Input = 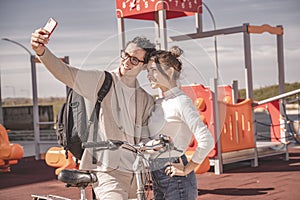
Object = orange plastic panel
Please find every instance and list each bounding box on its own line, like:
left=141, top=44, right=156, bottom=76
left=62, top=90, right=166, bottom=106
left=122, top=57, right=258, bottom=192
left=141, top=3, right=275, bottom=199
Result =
left=181, top=85, right=255, bottom=157
left=181, top=84, right=216, bottom=157
left=220, top=99, right=255, bottom=152
left=248, top=24, right=283, bottom=35
left=254, top=100, right=281, bottom=142
left=45, top=146, right=78, bottom=175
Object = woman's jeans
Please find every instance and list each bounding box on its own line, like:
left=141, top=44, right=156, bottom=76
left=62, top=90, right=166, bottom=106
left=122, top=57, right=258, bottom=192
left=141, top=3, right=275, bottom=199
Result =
left=149, top=155, right=198, bottom=200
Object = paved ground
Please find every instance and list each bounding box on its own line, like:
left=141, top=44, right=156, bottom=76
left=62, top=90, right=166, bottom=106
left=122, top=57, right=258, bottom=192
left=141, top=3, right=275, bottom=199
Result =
left=197, top=145, right=300, bottom=200
left=0, top=144, right=299, bottom=200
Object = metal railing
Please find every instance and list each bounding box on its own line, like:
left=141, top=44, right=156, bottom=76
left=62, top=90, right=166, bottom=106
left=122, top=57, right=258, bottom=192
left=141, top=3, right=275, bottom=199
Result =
left=257, top=89, right=300, bottom=105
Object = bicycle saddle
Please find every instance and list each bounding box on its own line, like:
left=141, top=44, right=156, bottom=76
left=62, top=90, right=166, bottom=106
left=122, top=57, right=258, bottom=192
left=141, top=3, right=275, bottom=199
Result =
left=58, top=169, right=97, bottom=188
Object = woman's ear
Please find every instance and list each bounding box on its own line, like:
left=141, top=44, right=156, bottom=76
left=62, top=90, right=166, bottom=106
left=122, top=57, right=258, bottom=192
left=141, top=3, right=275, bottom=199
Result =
left=141, top=63, right=147, bottom=70
left=167, top=67, right=175, bottom=79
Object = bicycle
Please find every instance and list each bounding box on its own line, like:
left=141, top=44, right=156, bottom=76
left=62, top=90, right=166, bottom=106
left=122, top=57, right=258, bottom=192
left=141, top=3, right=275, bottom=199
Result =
left=32, top=134, right=174, bottom=200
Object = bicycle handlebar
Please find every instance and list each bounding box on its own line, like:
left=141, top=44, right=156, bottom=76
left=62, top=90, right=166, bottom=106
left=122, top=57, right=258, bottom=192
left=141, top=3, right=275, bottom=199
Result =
left=82, top=134, right=179, bottom=153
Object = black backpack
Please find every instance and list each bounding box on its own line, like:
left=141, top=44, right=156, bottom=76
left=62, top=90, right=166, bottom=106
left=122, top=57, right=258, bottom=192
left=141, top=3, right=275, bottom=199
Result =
left=55, top=71, right=113, bottom=161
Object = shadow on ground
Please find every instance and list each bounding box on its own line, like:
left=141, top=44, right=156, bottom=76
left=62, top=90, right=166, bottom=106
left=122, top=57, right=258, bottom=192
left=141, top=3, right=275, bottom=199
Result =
left=199, top=187, right=274, bottom=196
left=0, top=157, right=56, bottom=189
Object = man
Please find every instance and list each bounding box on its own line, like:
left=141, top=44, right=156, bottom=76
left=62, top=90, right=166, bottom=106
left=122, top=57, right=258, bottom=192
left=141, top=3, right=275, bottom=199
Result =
left=31, top=28, right=156, bottom=199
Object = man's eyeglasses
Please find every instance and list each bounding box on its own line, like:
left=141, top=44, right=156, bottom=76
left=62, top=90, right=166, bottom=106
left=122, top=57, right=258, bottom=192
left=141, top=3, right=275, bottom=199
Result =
left=120, top=50, right=144, bottom=66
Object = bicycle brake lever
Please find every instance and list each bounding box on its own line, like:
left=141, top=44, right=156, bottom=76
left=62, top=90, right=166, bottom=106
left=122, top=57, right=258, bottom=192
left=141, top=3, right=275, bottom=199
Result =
left=158, top=134, right=183, bottom=153
left=159, top=134, right=170, bottom=144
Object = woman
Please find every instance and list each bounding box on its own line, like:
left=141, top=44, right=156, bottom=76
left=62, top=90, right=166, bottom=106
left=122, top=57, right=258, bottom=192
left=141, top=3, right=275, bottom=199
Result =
left=146, top=46, right=215, bottom=200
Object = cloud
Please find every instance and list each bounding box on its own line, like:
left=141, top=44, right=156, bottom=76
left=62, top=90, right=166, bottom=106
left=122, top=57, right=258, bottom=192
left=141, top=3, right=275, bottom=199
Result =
left=1, top=0, right=299, bottom=97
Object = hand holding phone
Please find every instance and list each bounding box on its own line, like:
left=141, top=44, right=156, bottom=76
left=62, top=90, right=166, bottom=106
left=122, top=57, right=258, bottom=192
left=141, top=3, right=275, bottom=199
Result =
left=43, top=18, right=58, bottom=38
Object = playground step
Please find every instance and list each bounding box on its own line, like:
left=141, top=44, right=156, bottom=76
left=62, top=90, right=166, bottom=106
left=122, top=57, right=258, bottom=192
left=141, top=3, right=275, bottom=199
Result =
left=212, top=141, right=288, bottom=166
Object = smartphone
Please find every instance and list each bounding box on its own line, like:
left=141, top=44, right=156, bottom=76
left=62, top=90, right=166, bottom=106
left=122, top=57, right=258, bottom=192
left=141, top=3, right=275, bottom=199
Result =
left=43, top=18, right=58, bottom=38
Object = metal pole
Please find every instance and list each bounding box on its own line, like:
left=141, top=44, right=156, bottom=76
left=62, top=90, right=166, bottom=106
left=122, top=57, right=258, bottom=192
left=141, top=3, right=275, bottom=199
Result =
left=31, top=55, right=40, bottom=160
left=195, top=12, right=203, bottom=34
left=277, top=25, right=285, bottom=94
left=154, top=11, right=161, bottom=50
left=117, top=17, right=125, bottom=51
left=241, top=29, right=258, bottom=166
left=154, top=10, right=168, bottom=51
left=1, top=38, right=40, bottom=160
left=203, top=2, right=219, bottom=79
left=210, top=78, right=223, bottom=174
left=232, top=80, right=238, bottom=104
left=158, top=9, right=167, bottom=50
left=243, top=24, right=254, bottom=99
left=257, top=88, right=300, bottom=105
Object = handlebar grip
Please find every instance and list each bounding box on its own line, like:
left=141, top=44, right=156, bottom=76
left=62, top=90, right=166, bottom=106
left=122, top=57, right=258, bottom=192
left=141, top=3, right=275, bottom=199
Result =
left=82, top=140, right=124, bottom=150
left=82, top=141, right=110, bottom=149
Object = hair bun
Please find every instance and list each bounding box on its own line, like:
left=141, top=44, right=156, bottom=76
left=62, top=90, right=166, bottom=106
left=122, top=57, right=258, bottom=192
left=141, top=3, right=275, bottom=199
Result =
left=169, top=46, right=183, bottom=58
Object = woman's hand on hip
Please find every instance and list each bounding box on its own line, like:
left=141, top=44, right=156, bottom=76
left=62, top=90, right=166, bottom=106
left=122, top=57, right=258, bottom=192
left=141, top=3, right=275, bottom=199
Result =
left=165, top=157, right=186, bottom=177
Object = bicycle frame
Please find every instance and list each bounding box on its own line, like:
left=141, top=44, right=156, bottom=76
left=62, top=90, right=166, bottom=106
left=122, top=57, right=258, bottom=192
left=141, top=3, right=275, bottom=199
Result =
left=133, top=153, right=147, bottom=200
left=82, top=134, right=175, bottom=200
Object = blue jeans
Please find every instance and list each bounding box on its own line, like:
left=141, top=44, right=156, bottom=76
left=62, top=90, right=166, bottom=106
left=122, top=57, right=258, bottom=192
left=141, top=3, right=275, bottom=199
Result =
left=149, top=155, right=198, bottom=200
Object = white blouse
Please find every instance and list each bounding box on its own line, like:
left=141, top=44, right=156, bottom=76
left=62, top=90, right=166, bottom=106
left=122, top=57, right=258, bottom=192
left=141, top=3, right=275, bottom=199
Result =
left=148, top=87, right=214, bottom=164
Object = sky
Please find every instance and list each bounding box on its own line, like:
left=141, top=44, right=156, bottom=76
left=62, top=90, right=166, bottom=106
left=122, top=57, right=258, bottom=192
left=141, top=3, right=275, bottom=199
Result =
left=0, top=0, right=299, bottom=98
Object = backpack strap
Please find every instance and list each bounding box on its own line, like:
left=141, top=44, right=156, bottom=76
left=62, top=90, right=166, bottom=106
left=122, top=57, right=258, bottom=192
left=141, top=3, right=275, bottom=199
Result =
left=90, top=71, right=113, bottom=164
left=64, top=88, right=74, bottom=159
left=94, top=71, right=113, bottom=118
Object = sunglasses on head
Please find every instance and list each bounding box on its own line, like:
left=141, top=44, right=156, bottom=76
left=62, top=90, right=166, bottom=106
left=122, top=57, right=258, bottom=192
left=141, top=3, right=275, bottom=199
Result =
left=120, top=50, right=144, bottom=66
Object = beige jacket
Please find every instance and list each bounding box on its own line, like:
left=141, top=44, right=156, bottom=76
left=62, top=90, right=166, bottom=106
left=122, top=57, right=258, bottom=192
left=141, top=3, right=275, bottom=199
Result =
left=39, top=48, right=154, bottom=172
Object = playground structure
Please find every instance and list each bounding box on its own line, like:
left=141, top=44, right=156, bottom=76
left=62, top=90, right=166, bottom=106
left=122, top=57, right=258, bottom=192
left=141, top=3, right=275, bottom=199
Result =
left=116, top=0, right=298, bottom=174
left=9, top=1, right=297, bottom=176
left=0, top=124, right=24, bottom=172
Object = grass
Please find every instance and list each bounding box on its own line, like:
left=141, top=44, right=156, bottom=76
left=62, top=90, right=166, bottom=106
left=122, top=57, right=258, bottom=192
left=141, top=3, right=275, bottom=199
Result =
left=239, top=82, right=300, bottom=101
